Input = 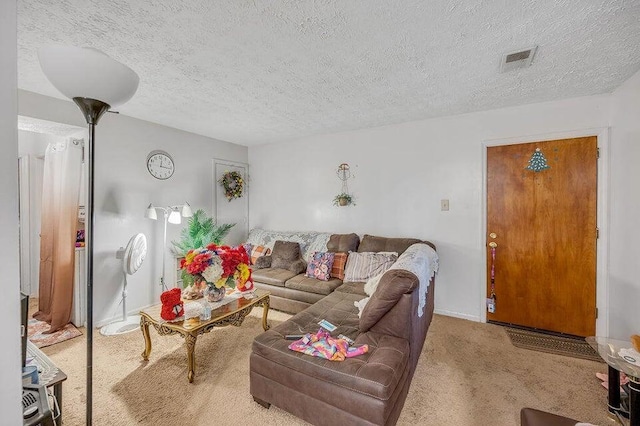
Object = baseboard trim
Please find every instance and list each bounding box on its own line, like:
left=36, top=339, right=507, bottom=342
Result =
left=95, top=302, right=156, bottom=329
left=434, top=309, right=480, bottom=322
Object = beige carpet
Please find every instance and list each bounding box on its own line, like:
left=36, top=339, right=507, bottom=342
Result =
left=41, top=312, right=614, bottom=426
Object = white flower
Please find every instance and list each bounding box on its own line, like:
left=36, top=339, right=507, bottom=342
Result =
left=202, top=256, right=223, bottom=284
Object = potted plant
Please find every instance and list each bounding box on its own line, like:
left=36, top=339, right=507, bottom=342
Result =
left=171, top=209, right=235, bottom=288
left=333, top=193, right=355, bottom=207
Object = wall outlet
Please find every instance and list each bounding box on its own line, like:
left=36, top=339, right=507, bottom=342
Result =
left=441, top=199, right=449, bottom=211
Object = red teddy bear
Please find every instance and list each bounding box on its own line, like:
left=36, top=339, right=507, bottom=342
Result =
left=160, top=288, right=184, bottom=321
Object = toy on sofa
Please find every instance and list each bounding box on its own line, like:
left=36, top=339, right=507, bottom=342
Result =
left=160, top=288, right=184, bottom=321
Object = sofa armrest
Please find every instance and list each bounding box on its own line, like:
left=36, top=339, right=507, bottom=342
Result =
left=288, top=259, right=307, bottom=274
left=368, top=292, right=416, bottom=341
left=254, top=255, right=272, bottom=269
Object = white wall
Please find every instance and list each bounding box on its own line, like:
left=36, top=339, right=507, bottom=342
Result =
left=19, top=90, right=248, bottom=325
left=0, top=0, right=22, bottom=423
left=18, top=129, right=61, bottom=156
left=608, top=70, right=640, bottom=339
left=249, top=94, right=611, bottom=323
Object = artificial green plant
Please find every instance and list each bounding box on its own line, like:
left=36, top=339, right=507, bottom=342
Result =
left=171, top=209, right=235, bottom=287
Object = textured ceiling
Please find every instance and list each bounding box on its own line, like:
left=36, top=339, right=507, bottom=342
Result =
left=18, top=0, right=640, bottom=146
left=18, top=116, right=84, bottom=137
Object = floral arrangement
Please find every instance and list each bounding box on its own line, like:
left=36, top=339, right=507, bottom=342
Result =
left=180, top=244, right=253, bottom=295
left=218, top=171, right=244, bottom=201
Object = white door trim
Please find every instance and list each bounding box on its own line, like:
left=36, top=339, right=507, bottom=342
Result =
left=480, top=127, right=609, bottom=337
left=18, top=155, right=31, bottom=295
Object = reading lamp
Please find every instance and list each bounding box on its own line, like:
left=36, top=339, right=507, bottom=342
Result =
left=145, top=203, right=193, bottom=290
left=38, top=46, right=139, bottom=425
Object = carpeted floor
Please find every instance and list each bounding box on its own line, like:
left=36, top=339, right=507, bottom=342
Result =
left=41, top=312, right=613, bottom=426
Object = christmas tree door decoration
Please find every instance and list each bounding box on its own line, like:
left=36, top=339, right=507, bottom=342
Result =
left=526, top=148, right=550, bottom=172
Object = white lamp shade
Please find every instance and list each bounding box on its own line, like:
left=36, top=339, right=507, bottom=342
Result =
left=181, top=203, right=193, bottom=218
left=168, top=210, right=181, bottom=224
left=145, top=205, right=157, bottom=220
left=38, top=46, right=139, bottom=107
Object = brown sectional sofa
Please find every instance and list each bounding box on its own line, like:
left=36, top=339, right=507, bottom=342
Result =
left=249, top=232, right=437, bottom=425
left=251, top=232, right=427, bottom=314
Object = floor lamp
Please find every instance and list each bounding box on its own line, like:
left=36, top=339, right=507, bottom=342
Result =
left=38, top=46, right=139, bottom=425
left=145, top=203, right=193, bottom=290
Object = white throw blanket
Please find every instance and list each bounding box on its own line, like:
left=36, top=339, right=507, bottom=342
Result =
left=388, top=243, right=439, bottom=317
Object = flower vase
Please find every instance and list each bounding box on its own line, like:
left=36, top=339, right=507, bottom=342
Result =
left=206, top=285, right=225, bottom=303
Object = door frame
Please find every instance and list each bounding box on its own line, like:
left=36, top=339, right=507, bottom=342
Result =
left=212, top=158, right=250, bottom=241
left=18, top=155, right=31, bottom=295
left=480, top=127, right=610, bottom=336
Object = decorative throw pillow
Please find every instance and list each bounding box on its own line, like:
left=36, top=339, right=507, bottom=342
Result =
left=241, top=242, right=252, bottom=257
left=270, top=240, right=303, bottom=270
left=305, top=252, right=336, bottom=281
left=250, top=245, right=271, bottom=265
left=343, top=251, right=398, bottom=282
left=330, top=252, right=348, bottom=280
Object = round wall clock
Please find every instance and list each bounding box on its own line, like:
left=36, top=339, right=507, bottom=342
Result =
left=146, top=150, right=175, bottom=180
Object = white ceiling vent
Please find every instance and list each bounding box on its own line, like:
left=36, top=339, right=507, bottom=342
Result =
left=500, top=46, right=538, bottom=73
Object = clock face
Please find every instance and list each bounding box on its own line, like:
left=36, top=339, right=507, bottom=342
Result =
left=146, top=150, right=175, bottom=180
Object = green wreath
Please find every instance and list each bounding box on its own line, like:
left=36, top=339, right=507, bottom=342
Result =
left=218, top=171, right=244, bottom=201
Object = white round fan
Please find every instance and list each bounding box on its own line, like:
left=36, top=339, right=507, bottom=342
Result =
left=100, top=233, right=147, bottom=336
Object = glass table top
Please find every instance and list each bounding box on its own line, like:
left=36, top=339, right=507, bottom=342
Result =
left=587, top=336, right=640, bottom=381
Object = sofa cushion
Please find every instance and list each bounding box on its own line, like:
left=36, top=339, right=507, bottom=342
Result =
left=251, top=268, right=298, bottom=287
left=271, top=240, right=305, bottom=273
left=358, top=234, right=424, bottom=256
left=327, top=233, right=360, bottom=253
left=330, top=252, right=348, bottom=280
left=334, top=281, right=366, bottom=296
left=285, top=274, right=343, bottom=296
left=252, top=291, right=410, bottom=401
left=360, top=270, right=419, bottom=333
left=343, top=251, right=398, bottom=282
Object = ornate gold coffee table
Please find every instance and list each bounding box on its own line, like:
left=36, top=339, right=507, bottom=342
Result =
left=139, top=290, right=270, bottom=383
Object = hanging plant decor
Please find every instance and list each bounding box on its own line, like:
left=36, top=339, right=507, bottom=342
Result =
left=333, top=163, right=355, bottom=207
left=218, top=171, right=244, bottom=201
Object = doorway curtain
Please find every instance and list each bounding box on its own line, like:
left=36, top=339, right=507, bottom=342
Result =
left=33, top=138, right=82, bottom=333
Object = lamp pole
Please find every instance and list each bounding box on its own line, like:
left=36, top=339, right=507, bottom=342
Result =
left=162, top=208, right=168, bottom=291
left=38, top=45, right=139, bottom=426
left=146, top=204, right=192, bottom=291
left=72, top=97, right=110, bottom=426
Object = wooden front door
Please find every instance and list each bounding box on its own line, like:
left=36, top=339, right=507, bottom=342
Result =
left=486, top=137, right=597, bottom=337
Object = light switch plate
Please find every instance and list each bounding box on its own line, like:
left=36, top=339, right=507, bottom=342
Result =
left=441, top=199, right=449, bottom=211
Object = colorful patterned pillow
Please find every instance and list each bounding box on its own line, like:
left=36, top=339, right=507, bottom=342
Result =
left=250, top=245, right=271, bottom=265
left=305, top=252, right=336, bottom=281
left=330, top=252, right=348, bottom=280
left=343, top=251, right=398, bottom=282
left=241, top=242, right=252, bottom=256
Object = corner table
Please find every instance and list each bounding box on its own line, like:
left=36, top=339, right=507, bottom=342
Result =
left=587, top=336, right=640, bottom=425
left=140, top=290, right=270, bottom=383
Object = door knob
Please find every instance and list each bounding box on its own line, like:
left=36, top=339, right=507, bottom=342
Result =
left=489, top=232, right=497, bottom=239
left=489, top=242, right=497, bottom=248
